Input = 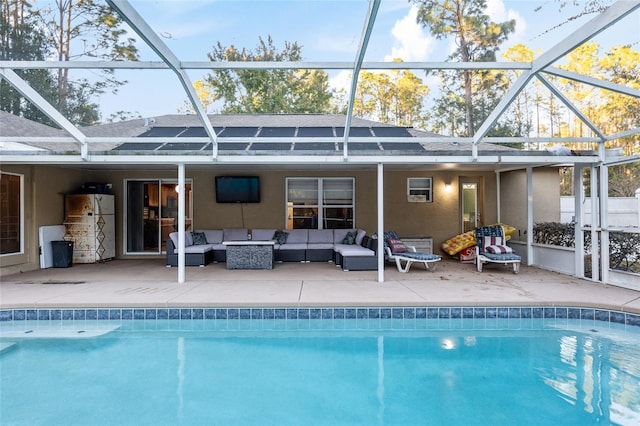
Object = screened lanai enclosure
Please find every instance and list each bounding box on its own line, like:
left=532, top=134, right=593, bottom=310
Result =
left=1, top=0, right=639, bottom=287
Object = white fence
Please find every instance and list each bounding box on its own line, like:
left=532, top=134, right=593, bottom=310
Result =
left=560, top=189, right=640, bottom=227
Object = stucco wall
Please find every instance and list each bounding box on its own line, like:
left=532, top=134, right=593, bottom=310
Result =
left=91, top=167, right=499, bottom=257
left=2, top=165, right=507, bottom=275
left=500, top=168, right=561, bottom=242
left=0, top=165, right=88, bottom=276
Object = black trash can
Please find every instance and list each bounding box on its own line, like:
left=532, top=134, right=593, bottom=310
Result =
left=52, top=240, right=73, bottom=268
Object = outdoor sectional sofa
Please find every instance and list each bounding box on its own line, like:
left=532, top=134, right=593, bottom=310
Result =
left=165, top=228, right=378, bottom=270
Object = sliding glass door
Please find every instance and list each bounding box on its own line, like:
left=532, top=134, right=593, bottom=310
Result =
left=125, top=179, right=192, bottom=254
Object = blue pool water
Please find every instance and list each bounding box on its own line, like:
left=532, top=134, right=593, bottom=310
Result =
left=1, top=314, right=639, bottom=425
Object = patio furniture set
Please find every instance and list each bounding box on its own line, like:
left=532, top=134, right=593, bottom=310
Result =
left=166, top=225, right=520, bottom=274
left=165, top=228, right=379, bottom=271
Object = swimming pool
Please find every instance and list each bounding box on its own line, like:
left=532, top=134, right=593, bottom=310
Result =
left=1, top=306, right=639, bottom=425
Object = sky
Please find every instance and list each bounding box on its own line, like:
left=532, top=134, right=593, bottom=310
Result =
left=82, top=0, right=640, bottom=122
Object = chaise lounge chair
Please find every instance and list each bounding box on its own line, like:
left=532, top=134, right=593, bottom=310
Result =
left=383, top=232, right=441, bottom=273
left=475, top=225, right=521, bottom=274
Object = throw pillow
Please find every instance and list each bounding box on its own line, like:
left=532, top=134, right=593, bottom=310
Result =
left=274, top=231, right=288, bottom=245
left=485, top=244, right=513, bottom=254
left=483, top=236, right=504, bottom=249
left=191, top=231, right=208, bottom=245
left=387, top=238, right=408, bottom=253
left=342, top=231, right=356, bottom=245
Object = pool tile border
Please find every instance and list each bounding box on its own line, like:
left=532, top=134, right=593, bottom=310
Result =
left=1, top=306, right=639, bottom=328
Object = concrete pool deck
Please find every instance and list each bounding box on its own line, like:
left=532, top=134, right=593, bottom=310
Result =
left=1, top=258, right=639, bottom=314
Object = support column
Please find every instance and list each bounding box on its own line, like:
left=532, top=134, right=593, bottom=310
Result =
left=636, top=188, right=640, bottom=227
left=178, top=164, right=186, bottom=284
left=377, top=163, right=385, bottom=283
left=600, top=165, right=610, bottom=284
left=526, top=167, right=533, bottom=266
left=496, top=171, right=501, bottom=223
left=574, top=165, right=584, bottom=279
left=590, top=166, right=599, bottom=282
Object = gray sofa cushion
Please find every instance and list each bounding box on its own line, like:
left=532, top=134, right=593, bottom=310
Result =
left=308, top=229, right=334, bottom=244
left=307, top=243, right=334, bottom=250
left=252, top=229, right=277, bottom=241
left=199, top=229, right=223, bottom=244
left=278, top=243, right=307, bottom=251
left=184, top=244, right=214, bottom=254
left=335, top=244, right=374, bottom=256
left=169, top=232, right=180, bottom=249
left=224, top=228, right=248, bottom=241
left=285, top=229, right=308, bottom=244
left=169, top=231, right=193, bottom=249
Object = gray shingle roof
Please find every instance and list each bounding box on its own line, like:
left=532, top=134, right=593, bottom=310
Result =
left=0, top=111, right=65, bottom=137
left=1, top=112, right=520, bottom=155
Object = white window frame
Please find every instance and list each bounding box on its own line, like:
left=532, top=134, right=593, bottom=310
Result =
left=0, top=171, right=24, bottom=256
left=407, top=177, right=433, bottom=203
left=286, top=177, right=355, bottom=229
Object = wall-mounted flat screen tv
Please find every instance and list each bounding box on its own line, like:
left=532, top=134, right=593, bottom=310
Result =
left=215, top=176, right=260, bottom=203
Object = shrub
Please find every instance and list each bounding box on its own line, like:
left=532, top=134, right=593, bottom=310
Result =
left=533, top=222, right=639, bottom=273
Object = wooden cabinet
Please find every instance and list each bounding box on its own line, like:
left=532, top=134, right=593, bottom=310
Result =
left=64, top=194, right=115, bottom=263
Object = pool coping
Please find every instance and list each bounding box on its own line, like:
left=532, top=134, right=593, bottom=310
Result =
left=2, top=306, right=639, bottom=328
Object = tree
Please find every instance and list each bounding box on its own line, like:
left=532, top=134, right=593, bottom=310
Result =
left=178, top=80, right=218, bottom=114
left=348, top=59, right=429, bottom=127
left=597, top=44, right=640, bottom=156
left=411, top=0, right=515, bottom=136
left=1, top=1, right=138, bottom=125
left=501, top=44, right=536, bottom=140
left=1, top=0, right=56, bottom=124
left=37, top=0, right=138, bottom=115
left=204, top=36, right=332, bottom=114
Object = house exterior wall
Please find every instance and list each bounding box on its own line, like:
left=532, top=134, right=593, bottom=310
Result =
left=1, top=165, right=506, bottom=276
left=0, top=164, right=89, bottom=276
left=91, top=168, right=501, bottom=257
left=500, top=168, right=561, bottom=242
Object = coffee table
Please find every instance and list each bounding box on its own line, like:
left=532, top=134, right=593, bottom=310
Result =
left=223, top=241, right=275, bottom=269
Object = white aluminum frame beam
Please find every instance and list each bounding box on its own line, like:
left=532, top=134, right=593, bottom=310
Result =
left=0, top=135, right=606, bottom=146
left=543, top=67, right=640, bottom=98
left=343, top=0, right=381, bottom=160
left=377, top=163, right=384, bottom=283
left=574, top=165, right=585, bottom=279
left=591, top=166, right=600, bottom=282
left=0, top=153, right=600, bottom=166
left=606, top=128, right=640, bottom=141
left=106, top=0, right=218, bottom=158
left=603, top=153, right=640, bottom=167
left=0, top=60, right=533, bottom=71
left=526, top=167, right=534, bottom=266
left=536, top=74, right=606, bottom=140
left=0, top=68, right=88, bottom=159
left=472, top=0, right=640, bottom=148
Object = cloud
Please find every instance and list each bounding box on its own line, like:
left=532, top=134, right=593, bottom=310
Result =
left=329, top=70, right=352, bottom=95
left=384, top=5, right=435, bottom=62
left=485, top=0, right=527, bottom=40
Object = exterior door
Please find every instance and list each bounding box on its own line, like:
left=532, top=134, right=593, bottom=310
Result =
left=125, top=179, right=192, bottom=254
left=460, top=177, right=484, bottom=233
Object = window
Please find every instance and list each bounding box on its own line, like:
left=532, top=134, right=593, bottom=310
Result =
left=407, top=177, right=432, bottom=203
left=0, top=172, right=23, bottom=255
left=286, top=178, right=354, bottom=229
